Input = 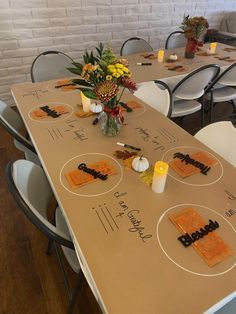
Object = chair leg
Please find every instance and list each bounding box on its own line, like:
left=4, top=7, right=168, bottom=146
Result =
left=200, top=96, right=205, bottom=128
left=68, top=270, right=84, bottom=314
left=54, top=242, right=72, bottom=298
left=46, top=238, right=54, bottom=255
left=209, top=90, right=214, bottom=124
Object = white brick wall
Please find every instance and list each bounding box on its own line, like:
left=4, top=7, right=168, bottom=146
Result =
left=0, top=0, right=235, bottom=106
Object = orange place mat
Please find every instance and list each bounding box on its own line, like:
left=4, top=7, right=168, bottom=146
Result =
left=214, top=56, right=236, bottom=62
left=165, top=64, right=187, bottom=72
left=223, top=47, right=236, bottom=52
left=169, top=207, right=233, bottom=267
left=74, top=111, right=95, bottom=118
left=31, top=105, right=69, bottom=119
left=65, top=159, right=117, bottom=189
left=55, top=79, right=77, bottom=91
left=125, top=100, right=143, bottom=109
left=140, top=53, right=156, bottom=59
left=169, top=151, right=217, bottom=178
left=196, top=52, right=217, bottom=56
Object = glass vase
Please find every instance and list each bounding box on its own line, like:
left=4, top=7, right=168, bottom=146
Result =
left=100, top=111, right=122, bottom=137
left=185, top=38, right=197, bottom=59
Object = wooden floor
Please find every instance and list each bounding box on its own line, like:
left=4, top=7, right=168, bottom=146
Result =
left=0, top=102, right=235, bottom=314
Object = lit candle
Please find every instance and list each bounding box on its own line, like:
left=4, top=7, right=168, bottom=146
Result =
left=210, top=42, right=217, bottom=54
left=152, top=161, right=169, bottom=193
left=81, top=92, right=91, bottom=112
left=157, top=50, right=165, bottom=62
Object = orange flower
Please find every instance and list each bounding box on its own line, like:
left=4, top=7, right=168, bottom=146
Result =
left=81, top=63, right=99, bottom=77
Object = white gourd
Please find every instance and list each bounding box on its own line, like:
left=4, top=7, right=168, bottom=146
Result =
left=132, top=156, right=149, bottom=172
left=169, top=54, right=178, bottom=61
left=90, top=103, right=103, bottom=113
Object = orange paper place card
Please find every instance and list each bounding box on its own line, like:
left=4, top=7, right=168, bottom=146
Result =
left=169, top=207, right=233, bottom=267
left=31, top=105, right=69, bottom=119
left=169, top=151, right=217, bottom=178
left=125, top=101, right=142, bottom=109
left=65, top=160, right=117, bottom=189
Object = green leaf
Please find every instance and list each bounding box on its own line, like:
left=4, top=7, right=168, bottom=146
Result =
left=67, top=67, right=82, bottom=75
left=71, top=79, right=92, bottom=87
left=80, top=88, right=97, bottom=99
left=72, top=62, right=83, bottom=69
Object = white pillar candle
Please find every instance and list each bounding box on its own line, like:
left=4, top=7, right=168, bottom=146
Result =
left=157, top=50, right=165, bottom=62
left=152, top=161, right=169, bottom=193
left=209, top=42, right=217, bottom=54
left=81, top=92, right=91, bottom=112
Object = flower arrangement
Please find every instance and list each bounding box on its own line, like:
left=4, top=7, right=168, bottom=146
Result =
left=180, top=15, right=209, bottom=58
left=68, top=43, right=137, bottom=136
left=180, top=15, right=209, bottom=40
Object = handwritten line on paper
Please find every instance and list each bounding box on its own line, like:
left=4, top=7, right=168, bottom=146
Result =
left=52, top=128, right=59, bottom=139
left=47, top=128, right=55, bottom=140
left=162, top=128, right=177, bottom=141
left=105, top=204, right=119, bottom=230
left=22, top=89, right=48, bottom=99
left=100, top=207, right=114, bottom=231
left=157, top=128, right=178, bottom=143
left=95, top=209, right=108, bottom=234
left=56, top=128, right=63, bottom=138
left=47, top=127, right=64, bottom=141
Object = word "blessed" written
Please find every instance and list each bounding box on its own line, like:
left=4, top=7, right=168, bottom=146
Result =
left=178, top=219, right=219, bottom=247
left=78, top=163, right=108, bottom=180
left=173, top=152, right=211, bottom=175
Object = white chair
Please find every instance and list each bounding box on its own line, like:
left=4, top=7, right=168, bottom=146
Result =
left=205, top=63, right=236, bottom=123
left=120, top=37, right=153, bottom=56
left=218, top=12, right=236, bottom=46
left=165, top=31, right=186, bottom=49
left=171, top=64, right=220, bottom=127
left=194, top=121, right=236, bottom=167
left=134, top=80, right=172, bottom=117
left=0, top=100, right=40, bottom=165
left=6, top=159, right=83, bottom=313
left=31, top=51, right=75, bottom=83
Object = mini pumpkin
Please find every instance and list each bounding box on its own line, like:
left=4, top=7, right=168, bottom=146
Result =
left=132, top=156, right=149, bottom=172
left=169, top=54, right=178, bottom=61
left=90, top=102, right=103, bottom=113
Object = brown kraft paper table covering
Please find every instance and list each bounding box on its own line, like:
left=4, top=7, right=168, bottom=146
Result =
left=11, top=70, right=236, bottom=314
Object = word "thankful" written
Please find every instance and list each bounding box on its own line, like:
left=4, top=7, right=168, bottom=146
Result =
left=173, top=152, right=211, bottom=175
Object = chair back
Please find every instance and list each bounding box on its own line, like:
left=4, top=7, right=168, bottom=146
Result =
left=219, top=12, right=236, bottom=33
left=165, top=31, right=186, bottom=49
left=134, top=80, right=172, bottom=117
left=31, top=51, right=74, bottom=83
left=6, top=159, right=73, bottom=247
left=0, top=100, right=36, bottom=153
left=120, top=37, right=153, bottom=56
left=194, top=121, right=236, bottom=167
left=213, top=63, right=236, bottom=87
left=172, top=64, right=220, bottom=100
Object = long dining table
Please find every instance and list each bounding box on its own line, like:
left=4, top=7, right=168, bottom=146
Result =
left=125, top=42, right=236, bottom=84
left=11, top=75, right=236, bottom=314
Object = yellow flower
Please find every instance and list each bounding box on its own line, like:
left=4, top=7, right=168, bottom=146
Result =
left=116, top=69, right=124, bottom=75
left=106, top=75, right=113, bottom=80
left=91, top=65, right=99, bottom=71
left=115, top=63, right=123, bottom=69
left=108, top=67, right=116, bottom=73
left=107, top=64, right=115, bottom=70
left=112, top=72, right=120, bottom=78
left=122, top=66, right=129, bottom=73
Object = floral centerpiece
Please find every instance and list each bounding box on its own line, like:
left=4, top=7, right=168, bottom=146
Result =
left=180, top=15, right=209, bottom=58
left=68, top=43, right=137, bottom=136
